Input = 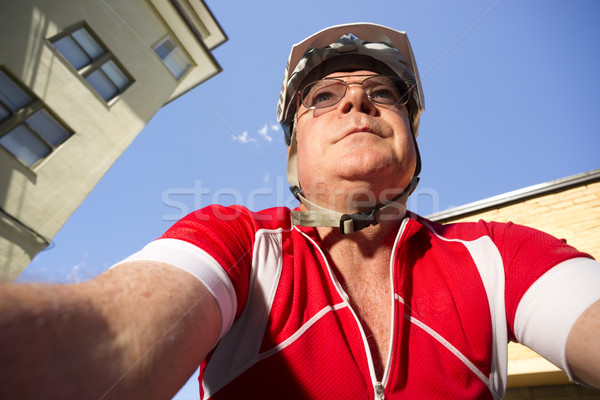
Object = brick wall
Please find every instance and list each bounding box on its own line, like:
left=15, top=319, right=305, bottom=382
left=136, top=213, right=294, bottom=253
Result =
left=443, top=181, right=600, bottom=259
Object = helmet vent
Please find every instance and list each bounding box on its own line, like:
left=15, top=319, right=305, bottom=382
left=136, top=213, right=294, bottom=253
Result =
left=336, top=43, right=357, bottom=53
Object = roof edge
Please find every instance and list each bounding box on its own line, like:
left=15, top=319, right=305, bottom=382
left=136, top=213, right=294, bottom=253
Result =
left=428, top=169, right=600, bottom=223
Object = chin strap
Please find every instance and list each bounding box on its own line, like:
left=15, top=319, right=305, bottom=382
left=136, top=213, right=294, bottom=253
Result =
left=290, top=176, right=419, bottom=234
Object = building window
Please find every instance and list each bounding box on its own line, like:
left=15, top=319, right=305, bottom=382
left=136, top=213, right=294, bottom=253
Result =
left=51, top=25, right=132, bottom=101
left=0, top=69, right=71, bottom=167
left=154, top=36, right=192, bottom=79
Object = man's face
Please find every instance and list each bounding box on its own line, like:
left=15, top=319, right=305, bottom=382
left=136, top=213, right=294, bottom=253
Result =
left=294, top=70, right=417, bottom=206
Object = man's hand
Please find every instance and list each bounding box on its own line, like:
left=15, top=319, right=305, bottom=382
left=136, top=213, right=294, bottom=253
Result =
left=567, top=298, right=600, bottom=388
left=0, top=261, right=221, bottom=399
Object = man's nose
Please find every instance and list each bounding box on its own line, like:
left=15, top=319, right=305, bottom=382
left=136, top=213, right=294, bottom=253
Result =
left=338, top=84, right=377, bottom=115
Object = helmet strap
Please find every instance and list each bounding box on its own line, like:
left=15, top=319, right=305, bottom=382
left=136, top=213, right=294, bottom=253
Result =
left=290, top=176, right=419, bottom=234
left=286, top=115, right=301, bottom=189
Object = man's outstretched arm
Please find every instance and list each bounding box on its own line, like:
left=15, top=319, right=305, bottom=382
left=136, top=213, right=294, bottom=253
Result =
left=0, top=261, right=221, bottom=399
left=567, top=298, right=600, bottom=388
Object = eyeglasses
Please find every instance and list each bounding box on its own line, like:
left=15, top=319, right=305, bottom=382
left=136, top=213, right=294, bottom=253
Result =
left=297, top=75, right=412, bottom=111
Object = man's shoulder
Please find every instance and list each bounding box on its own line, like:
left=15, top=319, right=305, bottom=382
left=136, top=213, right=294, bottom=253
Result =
left=411, top=213, right=517, bottom=242
left=412, top=213, right=588, bottom=260
left=174, top=205, right=292, bottom=231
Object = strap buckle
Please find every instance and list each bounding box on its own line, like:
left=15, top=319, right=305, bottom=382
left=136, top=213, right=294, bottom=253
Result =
left=339, top=209, right=379, bottom=234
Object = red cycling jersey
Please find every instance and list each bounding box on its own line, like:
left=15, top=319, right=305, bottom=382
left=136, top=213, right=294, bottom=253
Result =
left=119, top=205, right=598, bottom=399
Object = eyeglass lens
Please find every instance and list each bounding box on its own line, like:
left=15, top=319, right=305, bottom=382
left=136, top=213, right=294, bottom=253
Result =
left=300, top=76, right=410, bottom=110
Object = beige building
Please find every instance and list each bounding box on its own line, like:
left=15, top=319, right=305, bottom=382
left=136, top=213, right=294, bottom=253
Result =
left=428, top=169, right=600, bottom=398
left=0, top=0, right=226, bottom=281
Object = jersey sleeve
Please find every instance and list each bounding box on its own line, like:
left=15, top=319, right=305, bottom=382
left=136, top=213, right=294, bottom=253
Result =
left=161, top=205, right=259, bottom=311
left=113, top=205, right=264, bottom=338
left=487, top=221, right=600, bottom=377
left=513, top=257, right=600, bottom=381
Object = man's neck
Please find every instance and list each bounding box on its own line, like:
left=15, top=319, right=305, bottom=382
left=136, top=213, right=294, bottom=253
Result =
left=315, top=217, right=402, bottom=260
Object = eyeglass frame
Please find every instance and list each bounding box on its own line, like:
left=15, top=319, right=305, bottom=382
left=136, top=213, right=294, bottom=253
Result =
left=296, top=74, right=414, bottom=113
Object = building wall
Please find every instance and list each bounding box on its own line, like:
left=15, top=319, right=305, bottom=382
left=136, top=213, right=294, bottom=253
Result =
left=0, top=0, right=224, bottom=280
left=442, top=181, right=600, bottom=260
left=431, top=177, right=600, bottom=398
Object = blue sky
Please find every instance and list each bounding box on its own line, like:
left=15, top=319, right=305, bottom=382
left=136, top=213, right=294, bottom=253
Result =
left=15, top=1, right=600, bottom=398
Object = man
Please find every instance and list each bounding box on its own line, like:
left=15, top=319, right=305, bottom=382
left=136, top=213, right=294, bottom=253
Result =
left=1, top=23, right=599, bottom=399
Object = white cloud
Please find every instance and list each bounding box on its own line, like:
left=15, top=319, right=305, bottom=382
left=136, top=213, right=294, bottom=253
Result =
left=233, top=122, right=279, bottom=146
left=258, top=123, right=272, bottom=143
left=232, top=131, right=256, bottom=144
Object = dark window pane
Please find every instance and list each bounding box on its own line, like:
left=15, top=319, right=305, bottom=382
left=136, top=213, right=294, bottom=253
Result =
left=0, top=125, right=51, bottom=166
left=54, top=35, right=91, bottom=70
left=0, top=103, right=10, bottom=122
left=101, top=60, right=129, bottom=89
left=154, top=39, right=175, bottom=59
left=154, top=37, right=191, bottom=79
left=0, top=69, right=32, bottom=111
left=71, top=28, right=104, bottom=59
left=86, top=69, right=117, bottom=101
left=26, top=110, right=70, bottom=147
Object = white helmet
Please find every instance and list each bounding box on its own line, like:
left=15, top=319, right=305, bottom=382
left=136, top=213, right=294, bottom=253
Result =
left=278, top=23, right=425, bottom=234
left=277, top=22, right=425, bottom=144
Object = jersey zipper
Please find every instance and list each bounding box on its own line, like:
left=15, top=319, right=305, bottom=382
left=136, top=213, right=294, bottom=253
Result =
left=375, top=217, right=409, bottom=400
left=295, top=218, right=409, bottom=400
left=375, top=381, right=386, bottom=400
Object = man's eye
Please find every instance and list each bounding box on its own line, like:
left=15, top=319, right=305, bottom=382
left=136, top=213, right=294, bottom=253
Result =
left=306, top=89, right=338, bottom=107
left=313, top=91, right=334, bottom=104
left=370, top=87, right=398, bottom=102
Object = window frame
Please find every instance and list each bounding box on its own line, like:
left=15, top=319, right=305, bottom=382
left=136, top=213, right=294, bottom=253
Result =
left=49, top=22, right=134, bottom=103
left=153, top=35, right=193, bottom=80
left=0, top=67, right=73, bottom=169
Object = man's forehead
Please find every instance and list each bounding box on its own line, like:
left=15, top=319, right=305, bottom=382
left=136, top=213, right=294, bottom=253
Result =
left=322, top=70, right=380, bottom=79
